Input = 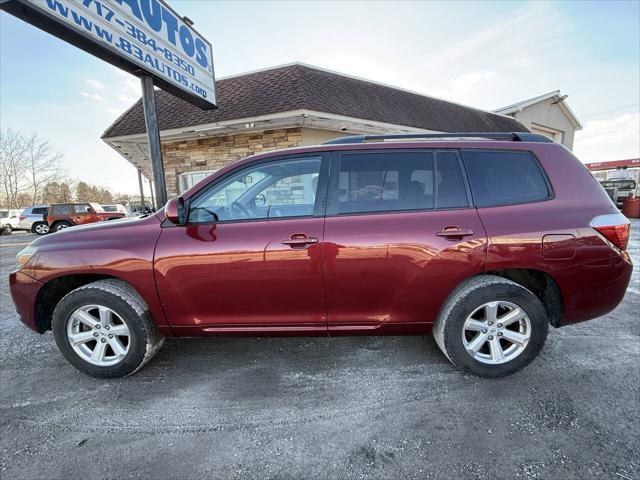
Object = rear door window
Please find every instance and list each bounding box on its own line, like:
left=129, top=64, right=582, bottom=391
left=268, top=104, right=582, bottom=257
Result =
left=335, top=151, right=434, bottom=214
left=461, top=150, right=550, bottom=207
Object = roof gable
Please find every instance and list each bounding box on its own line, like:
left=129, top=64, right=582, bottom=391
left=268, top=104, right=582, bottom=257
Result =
left=103, top=63, right=527, bottom=139
left=494, top=91, right=582, bottom=130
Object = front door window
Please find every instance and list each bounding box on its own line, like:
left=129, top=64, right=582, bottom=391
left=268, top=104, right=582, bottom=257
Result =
left=188, top=157, right=322, bottom=223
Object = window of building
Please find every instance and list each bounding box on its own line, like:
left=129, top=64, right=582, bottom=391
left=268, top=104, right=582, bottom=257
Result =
left=188, top=157, right=321, bottom=223
left=462, top=150, right=550, bottom=207
left=336, top=152, right=434, bottom=214
left=179, top=170, right=215, bottom=194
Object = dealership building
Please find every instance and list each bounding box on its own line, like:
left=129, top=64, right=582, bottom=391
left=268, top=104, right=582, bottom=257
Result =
left=102, top=63, right=581, bottom=199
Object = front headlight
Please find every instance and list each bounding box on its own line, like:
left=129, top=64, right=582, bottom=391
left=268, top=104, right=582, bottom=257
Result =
left=16, top=245, right=37, bottom=270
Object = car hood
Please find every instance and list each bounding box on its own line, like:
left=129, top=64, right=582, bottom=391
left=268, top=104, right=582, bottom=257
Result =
left=30, top=212, right=162, bottom=248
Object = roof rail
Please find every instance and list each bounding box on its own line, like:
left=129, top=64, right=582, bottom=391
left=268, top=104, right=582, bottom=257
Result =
left=322, top=132, right=554, bottom=145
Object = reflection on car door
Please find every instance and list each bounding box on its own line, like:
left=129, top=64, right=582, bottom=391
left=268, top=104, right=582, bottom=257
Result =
left=154, top=153, right=329, bottom=335
left=322, top=149, right=487, bottom=333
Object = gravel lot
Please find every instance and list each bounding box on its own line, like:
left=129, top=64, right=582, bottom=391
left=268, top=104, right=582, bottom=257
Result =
left=1, top=223, right=639, bottom=480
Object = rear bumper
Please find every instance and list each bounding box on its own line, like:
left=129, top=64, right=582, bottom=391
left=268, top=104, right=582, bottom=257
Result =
left=9, top=271, right=44, bottom=333
left=559, top=251, right=633, bottom=326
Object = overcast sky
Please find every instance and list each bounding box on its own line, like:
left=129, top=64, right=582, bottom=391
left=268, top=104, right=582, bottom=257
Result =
left=1, top=0, right=639, bottom=194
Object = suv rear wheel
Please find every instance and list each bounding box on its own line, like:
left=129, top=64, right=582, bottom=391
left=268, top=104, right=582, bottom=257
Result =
left=433, top=275, right=548, bottom=377
left=52, top=221, right=72, bottom=232
left=32, top=222, right=50, bottom=235
left=52, top=279, right=164, bottom=378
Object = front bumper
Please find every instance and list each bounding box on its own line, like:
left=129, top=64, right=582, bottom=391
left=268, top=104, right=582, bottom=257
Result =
left=9, top=271, right=44, bottom=333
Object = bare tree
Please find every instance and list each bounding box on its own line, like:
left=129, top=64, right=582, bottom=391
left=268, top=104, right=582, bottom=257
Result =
left=24, top=134, right=62, bottom=205
left=42, top=180, right=74, bottom=204
left=0, top=128, right=28, bottom=207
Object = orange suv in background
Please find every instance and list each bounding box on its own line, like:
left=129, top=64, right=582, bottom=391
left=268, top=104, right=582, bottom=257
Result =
left=47, top=202, right=125, bottom=232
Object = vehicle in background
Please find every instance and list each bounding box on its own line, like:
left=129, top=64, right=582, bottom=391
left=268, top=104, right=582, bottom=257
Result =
left=11, top=132, right=633, bottom=379
left=47, top=203, right=102, bottom=232
left=0, top=208, right=21, bottom=235
left=599, top=178, right=639, bottom=209
left=100, top=204, right=128, bottom=216
left=47, top=202, right=127, bottom=232
left=126, top=200, right=154, bottom=216
left=18, top=205, right=50, bottom=235
left=93, top=203, right=127, bottom=221
left=587, top=159, right=640, bottom=209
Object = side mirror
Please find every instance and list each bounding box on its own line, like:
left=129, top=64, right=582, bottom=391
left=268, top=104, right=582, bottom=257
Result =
left=254, top=193, right=266, bottom=207
left=165, top=197, right=186, bottom=224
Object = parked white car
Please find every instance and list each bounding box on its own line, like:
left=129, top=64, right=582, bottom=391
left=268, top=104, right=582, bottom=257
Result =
left=0, top=209, right=22, bottom=235
left=100, top=204, right=128, bottom=216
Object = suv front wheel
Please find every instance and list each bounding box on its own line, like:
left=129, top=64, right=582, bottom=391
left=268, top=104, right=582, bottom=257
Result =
left=52, top=279, right=164, bottom=378
left=433, top=275, right=549, bottom=377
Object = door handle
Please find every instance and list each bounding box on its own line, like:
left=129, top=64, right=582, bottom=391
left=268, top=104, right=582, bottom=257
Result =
left=282, top=234, right=319, bottom=248
left=436, top=227, right=474, bottom=238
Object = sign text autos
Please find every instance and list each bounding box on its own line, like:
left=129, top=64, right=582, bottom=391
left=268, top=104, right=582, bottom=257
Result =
left=30, top=0, right=215, bottom=106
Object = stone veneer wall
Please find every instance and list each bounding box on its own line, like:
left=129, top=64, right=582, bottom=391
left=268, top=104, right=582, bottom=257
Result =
left=161, top=127, right=303, bottom=197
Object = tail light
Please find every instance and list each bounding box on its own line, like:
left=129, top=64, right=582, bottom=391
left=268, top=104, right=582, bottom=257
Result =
left=590, top=213, right=631, bottom=251
left=19, top=216, right=26, bottom=221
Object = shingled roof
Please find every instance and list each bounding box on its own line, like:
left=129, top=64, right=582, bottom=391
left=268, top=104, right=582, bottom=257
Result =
left=103, top=63, right=526, bottom=138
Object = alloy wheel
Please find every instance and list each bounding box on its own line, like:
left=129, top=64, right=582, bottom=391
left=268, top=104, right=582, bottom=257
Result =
left=462, top=301, right=531, bottom=365
left=66, top=304, right=130, bottom=366
left=35, top=223, right=49, bottom=234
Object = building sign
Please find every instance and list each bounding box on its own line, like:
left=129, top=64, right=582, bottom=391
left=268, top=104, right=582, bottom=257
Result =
left=586, top=159, right=640, bottom=171
left=0, top=0, right=215, bottom=108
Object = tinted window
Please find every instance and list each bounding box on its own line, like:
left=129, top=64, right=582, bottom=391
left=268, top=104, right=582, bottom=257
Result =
left=52, top=205, right=72, bottom=215
left=337, top=152, right=434, bottom=214
left=435, top=152, right=468, bottom=208
left=32, top=207, right=48, bottom=215
left=189, top=157, right=321, bottom=223
left=462, top=150, right=550, bottom=207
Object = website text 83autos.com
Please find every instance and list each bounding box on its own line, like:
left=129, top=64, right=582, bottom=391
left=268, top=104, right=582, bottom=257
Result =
left=44, top=0, right=212, bottom=99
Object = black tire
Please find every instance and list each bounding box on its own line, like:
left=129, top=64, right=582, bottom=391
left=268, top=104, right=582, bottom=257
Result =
left=2, top=224, right=12, bottom=235
left=32, top=222, right=50, bottom=235
left=52, top=221, right=72, bottom=232
left=433, top=275, right=549, bottom=377
left=52, top=279, right=164, bottom=378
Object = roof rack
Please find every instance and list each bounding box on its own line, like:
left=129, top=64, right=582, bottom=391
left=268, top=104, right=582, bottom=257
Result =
left=322, top=132, right=553, bottom=145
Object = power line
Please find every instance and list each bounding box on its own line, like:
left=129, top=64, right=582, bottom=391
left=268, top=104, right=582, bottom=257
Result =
left=581, top=102, right=640, bottom=119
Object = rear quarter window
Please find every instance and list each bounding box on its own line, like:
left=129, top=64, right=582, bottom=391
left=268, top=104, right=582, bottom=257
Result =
left=52, top=205, right=72, bottom=215
left=462, top=150, right=551, bottom=207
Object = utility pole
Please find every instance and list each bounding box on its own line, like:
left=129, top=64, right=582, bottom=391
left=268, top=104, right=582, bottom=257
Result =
left=140, top=75, right=168, bottom=207
left=149, top=180, right=156, bottom=210
left=137, top=169, right=145, bottom=206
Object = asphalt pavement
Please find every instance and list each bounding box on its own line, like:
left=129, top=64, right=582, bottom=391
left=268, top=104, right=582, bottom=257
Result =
left=1, top=222, right=639, bottom=480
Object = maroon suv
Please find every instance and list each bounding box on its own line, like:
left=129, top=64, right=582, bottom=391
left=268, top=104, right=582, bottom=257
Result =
left=10, top=133, right=632, bottom=378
